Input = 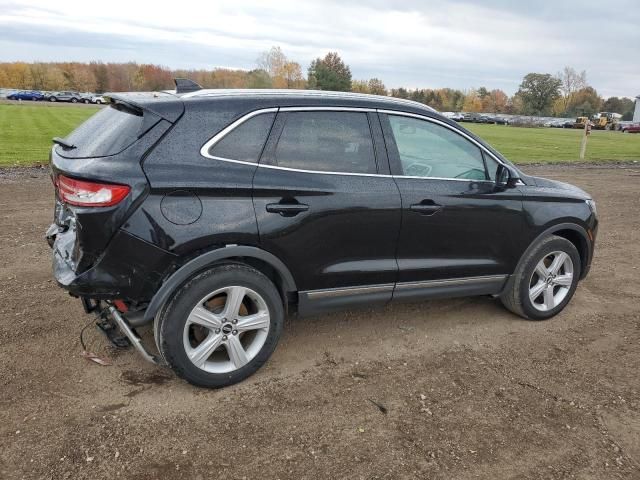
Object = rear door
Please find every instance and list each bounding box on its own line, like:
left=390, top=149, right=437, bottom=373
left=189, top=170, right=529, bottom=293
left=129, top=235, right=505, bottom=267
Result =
left=253, top=108, right=401, bottom=312
left=379, top=112, right=526, bottom=299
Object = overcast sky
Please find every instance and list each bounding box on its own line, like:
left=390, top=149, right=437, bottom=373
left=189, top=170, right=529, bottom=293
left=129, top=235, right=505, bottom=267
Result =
left=0, top=0, right=638, bottom=97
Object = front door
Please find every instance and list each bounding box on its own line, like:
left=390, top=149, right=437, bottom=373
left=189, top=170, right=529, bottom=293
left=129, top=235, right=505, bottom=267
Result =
left=253, top=109, right=401, bottom=312
left=378, top=112, right=526, bottom=299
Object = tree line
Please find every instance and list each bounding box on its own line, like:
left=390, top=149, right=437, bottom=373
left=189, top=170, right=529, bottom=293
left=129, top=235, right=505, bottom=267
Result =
left=0, top=48, right=635, bottom=119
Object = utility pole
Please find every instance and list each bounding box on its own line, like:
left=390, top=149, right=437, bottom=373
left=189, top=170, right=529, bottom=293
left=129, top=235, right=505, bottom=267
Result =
left=580, top=117, right=591, bottom=160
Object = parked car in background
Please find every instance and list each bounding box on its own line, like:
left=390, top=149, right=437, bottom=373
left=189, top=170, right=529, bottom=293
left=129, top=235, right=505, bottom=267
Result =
left=77, top=92, right=107, bottom=104
left=549, top=119, right=566, bottom=128
left=47, top=82, right=598, bottom=388
left=46, top=91, right=83, bottom=103
left=7, top=90, right=44, bottom=101
left=441, top=112, right=464, bottom=121
left=620, top=123, right=640, bottom=133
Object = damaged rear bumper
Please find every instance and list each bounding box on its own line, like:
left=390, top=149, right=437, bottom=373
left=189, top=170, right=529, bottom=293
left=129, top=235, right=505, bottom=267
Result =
left=49, top=226, right=177, bottom=303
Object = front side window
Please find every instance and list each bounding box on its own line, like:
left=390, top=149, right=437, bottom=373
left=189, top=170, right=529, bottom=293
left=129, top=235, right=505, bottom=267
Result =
left=274, top=111, right=376, bottom=174
left=208, top=112, right=276, bottom=163
left=388, top=115, right=487, bottom=180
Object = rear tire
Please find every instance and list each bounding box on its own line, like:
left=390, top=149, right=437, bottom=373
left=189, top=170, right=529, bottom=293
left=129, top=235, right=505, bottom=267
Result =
left=155, top=264, right=284, bottom=388
left=501, top=235, right=581, bottom=320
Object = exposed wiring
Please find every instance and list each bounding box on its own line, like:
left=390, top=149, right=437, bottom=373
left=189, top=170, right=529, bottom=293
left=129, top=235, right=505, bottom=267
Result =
left=79, top=317, right=96, bottom=352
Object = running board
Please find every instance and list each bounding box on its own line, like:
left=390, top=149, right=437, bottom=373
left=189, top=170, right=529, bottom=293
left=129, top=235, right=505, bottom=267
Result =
left=297, top=275, right=509, bottom=316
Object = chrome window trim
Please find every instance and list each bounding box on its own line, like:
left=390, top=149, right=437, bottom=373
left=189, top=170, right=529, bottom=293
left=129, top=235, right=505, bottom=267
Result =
left=257, top=163, right=388, bottom=178
left=279, top=106, right=376, bottom=112
left=200, top=107, right=278, bottom=161
left=200, top=106, right=506, bottom=183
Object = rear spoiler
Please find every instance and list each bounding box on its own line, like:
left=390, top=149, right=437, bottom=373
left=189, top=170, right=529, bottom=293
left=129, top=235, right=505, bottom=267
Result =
left=103, top=91, right=184, bottom=123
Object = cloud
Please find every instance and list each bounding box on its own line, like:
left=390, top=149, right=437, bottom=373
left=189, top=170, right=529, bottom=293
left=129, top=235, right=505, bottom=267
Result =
left=0, top=0, right=637, bottom=97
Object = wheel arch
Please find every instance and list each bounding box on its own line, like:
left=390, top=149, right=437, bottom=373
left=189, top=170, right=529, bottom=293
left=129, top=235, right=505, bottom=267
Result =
left=515, top=223, right=591, bottom=284
left=552, top=228, right=589, bottom=277
left=142, top=245, right=297, bottom=324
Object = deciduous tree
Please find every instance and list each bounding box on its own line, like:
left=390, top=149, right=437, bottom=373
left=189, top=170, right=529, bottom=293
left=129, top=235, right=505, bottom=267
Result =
left=462, top=89, right=482, bottom=112
left=484, top=89, right=508, bottom=113
left=351, top=80, right=370, bottom=93
left=246, top=69, right=272, bottom=89
left=367, top=78, right=387, bottom=96
left=257, top=46, right=287, bottom=79
left=602, top=96, right=635, bottom=115
left=557, top=66, right=587, bottom=111
left=565, top=87, right=602, bottom=117
left=281, top=61, right=305, bottom=88
left=517, top=73, right=561, bottom=115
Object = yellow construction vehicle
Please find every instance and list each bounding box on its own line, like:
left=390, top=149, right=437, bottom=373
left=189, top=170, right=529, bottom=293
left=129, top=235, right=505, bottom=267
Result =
left=591, top=112, right=620, bottom=130
left=574, top=116, right=590, bottom=129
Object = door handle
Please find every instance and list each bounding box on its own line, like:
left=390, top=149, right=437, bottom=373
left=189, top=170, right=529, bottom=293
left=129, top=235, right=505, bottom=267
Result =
left=410, top=202, right=442, bottom=216
left=266, top=202, right=309, bottom=216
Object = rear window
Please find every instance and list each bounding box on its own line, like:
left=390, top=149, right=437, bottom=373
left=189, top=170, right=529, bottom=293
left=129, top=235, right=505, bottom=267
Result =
left=56, top=103, right=145, bottom=158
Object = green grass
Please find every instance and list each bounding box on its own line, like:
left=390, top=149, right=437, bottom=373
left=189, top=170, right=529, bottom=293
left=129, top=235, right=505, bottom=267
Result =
left=465, top=123, right=640, bottom=164
left=0, top=102, right=638, bottom=166
left=0, top=103, right=99, bottom=167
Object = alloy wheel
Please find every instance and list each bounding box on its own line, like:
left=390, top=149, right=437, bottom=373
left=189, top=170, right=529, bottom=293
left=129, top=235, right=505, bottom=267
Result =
left=182, top=286, right=270, bottom=374
left=528, top=251, right=574, bottom=312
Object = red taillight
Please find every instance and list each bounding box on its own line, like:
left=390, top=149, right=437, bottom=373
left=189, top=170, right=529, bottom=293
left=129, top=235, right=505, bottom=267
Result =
left=56, top=175, right=130, bottom=207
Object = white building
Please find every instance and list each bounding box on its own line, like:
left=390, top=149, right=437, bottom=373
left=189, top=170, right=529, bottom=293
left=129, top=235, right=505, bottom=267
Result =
left=634, top=95, right=640, bottom=122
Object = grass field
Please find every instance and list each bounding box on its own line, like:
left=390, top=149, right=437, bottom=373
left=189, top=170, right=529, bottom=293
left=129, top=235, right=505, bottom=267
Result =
left=465, top=123, right=640, bottom=163
left=0, top=103, right=99, bottom=167
left=0, top=102, right=638, bottom=166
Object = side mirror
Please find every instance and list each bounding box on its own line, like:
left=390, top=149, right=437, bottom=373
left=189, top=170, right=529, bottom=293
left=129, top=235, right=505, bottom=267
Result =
left=495, top=164, right=520, bottom=188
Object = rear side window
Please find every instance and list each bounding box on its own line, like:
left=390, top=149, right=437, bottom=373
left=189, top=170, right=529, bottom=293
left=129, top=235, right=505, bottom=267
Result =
left=274, top=111, right=376, bottom=174
left=58, top=103, right=144, bottom=158
left=208, top=112, right=275, bottom=163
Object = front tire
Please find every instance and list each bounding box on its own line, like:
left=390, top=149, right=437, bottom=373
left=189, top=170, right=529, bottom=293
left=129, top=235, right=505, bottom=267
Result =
left=155, top=264, right=284, bottom=388
left=501, top=235, right=581, bottom=320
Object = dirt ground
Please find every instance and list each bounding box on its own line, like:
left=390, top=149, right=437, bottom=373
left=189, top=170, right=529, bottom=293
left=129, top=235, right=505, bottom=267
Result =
left=1, top=164, right=639, bottom=479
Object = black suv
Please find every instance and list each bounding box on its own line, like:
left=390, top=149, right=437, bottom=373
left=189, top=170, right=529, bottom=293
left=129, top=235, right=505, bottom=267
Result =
left=47, top=80, right=597, bottom=388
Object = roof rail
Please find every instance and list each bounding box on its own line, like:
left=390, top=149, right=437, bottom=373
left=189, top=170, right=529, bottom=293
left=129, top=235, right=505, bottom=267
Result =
left=180, top=88, right=438, bottom=112
left=174, top=78, right=202, bottom=94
